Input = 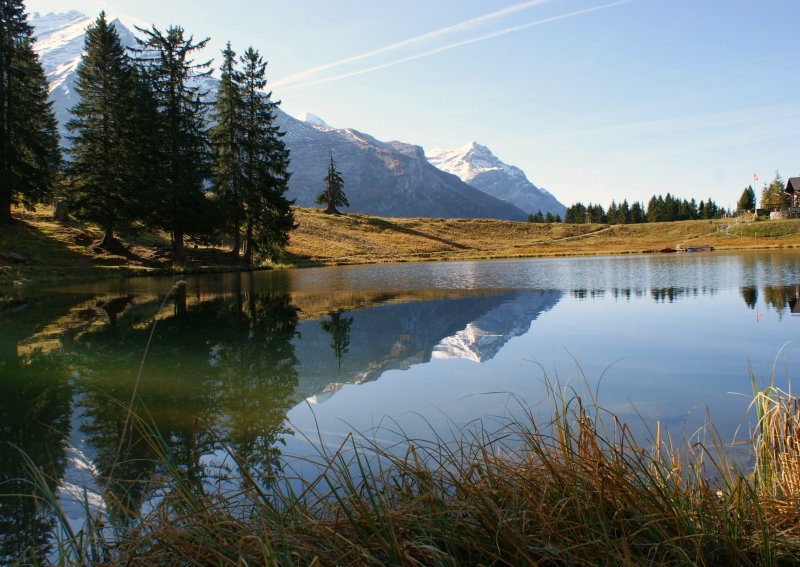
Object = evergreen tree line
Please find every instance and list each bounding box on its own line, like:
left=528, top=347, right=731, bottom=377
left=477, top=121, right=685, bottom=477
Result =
left=564, top=194, right=730, bottom=225
left=1, top=2, right=296, bottom=264
left=526, top=210, right=561, bottom=224
left=562, top=172, right=794, bottom=226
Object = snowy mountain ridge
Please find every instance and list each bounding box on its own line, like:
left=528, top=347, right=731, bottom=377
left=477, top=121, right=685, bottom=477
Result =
left=32, top=11, right=142, bottom=134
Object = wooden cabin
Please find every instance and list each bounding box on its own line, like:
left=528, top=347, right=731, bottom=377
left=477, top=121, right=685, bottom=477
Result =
left=785, top=177, right=800, bottom=208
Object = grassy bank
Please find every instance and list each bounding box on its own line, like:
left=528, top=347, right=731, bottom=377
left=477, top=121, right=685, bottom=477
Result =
left=287, top=209, right=800, bottom=266
left=26, top=374, right=800, bottom=566
left=3, top=206, right=800, bottom=286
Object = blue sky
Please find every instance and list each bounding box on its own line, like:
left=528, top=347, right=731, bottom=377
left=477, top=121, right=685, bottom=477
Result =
left=26, top=0, right=800, bottom=209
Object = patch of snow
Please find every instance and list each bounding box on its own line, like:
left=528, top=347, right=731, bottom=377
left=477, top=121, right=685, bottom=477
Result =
left=302, top=112, right=332, bottom=128
left=426, top=141, right=505, bottom=183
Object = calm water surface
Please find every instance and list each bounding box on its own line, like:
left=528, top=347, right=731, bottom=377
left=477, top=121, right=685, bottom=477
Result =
left=1, top=250, right=799, bottom=558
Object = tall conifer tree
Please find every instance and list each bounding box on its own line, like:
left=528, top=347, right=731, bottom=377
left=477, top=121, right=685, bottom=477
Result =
left=133, top=25, right=213, bottom=259
left=238, top=47, right=293, bottom=263
left=760, top=172, right=788, bottom=212
left=0, top=0, right=60, bottom=222
left=316, top=151, right=348, bottom=215
left=210, top=42, right=245, bottom=256
left=67, top=13, right=151, bottom=247
left=211, top=45, right=293, bottom=264
left=737, top=186, right=756, bottom=214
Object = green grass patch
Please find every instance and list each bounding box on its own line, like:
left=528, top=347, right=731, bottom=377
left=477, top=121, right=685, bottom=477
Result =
left=727, top=219, right=800, bottom=239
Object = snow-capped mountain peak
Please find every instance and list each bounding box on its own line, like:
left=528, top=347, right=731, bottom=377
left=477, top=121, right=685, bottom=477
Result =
left=426, top=142, right=564, bottom=216
left=302, top=112, right=332, bottom=129
left=427, top=141, right=506, bottom=183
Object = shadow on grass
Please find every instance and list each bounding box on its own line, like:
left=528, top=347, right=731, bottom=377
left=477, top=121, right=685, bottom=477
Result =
left=363, top=216, right=471, bottom=250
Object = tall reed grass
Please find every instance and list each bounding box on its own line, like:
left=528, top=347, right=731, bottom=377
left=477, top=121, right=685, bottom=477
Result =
left=18, top=367, right=800, bottom=566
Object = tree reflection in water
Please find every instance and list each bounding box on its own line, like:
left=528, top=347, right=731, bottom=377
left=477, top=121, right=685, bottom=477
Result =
left=73, top=286, right=300, bottom=522
left=0, top=352, right=72, bottom=562
left=320, top=311, right=353, bottom=374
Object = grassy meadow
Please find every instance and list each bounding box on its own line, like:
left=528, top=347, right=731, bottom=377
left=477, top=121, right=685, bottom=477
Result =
left=2, top=205, right=800, bottom=287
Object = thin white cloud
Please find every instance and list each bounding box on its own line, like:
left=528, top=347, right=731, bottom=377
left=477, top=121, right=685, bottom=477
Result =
left=271, top=0, right=557, bottom=89
left=273, top=0, right=633, bottom=91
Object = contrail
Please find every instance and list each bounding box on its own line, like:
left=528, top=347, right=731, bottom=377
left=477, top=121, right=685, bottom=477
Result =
left=271, top=0, right=559, bottom=89
left=277, top=0, right=636, bottom=91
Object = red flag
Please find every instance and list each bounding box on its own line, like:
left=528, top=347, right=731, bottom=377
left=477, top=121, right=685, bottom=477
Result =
left=754, top=173, right=759, bottom=182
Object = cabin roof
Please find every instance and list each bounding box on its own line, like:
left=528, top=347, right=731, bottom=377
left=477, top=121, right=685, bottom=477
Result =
left=785, top=177, right=800, bottom=194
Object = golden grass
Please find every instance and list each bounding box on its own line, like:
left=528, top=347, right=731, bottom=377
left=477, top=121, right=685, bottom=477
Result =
left=286, top=209, right=800, bottom=266
left=3, top=205, right=800, bottom=285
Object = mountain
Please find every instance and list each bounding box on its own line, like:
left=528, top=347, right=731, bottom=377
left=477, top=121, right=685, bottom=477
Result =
left=30, top=11, right=528, bottom=222
left=301, top=112, right=331, bottom=128
left=32, top=11, right=140, bottom=137
left=427, top=142, right=566, bottom=217
left=431, top=290, right=561, bottom=363
left=276, top=120, right=527, bottom=219
left=292, top=290, right=563, bottom=400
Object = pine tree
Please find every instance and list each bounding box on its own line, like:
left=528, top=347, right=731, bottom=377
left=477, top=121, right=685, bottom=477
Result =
left=210, top=42, right=245, bottom=256
left=320, top=311, right=352, bottom=373
left=0, top=0, right=60, bottom=222
left=210, top=44, right=293, bottom=264
left=316, top=151, right=348, bottom=214
left=737, top=185, right=756, bottom=213
left=760, top=172, right=788, bottom=212
left=133, top=24, right=213, bottom=259
left=238, top=47, right=294, bottom=264
left=564, top=203, right=586, bottom=224
left=67, top=13, right=150, bottom=247
left=630, top=201, right=646, bottom=223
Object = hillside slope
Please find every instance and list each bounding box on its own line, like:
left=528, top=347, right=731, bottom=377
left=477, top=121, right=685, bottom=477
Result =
left=5, top=207, right=799, bottom=288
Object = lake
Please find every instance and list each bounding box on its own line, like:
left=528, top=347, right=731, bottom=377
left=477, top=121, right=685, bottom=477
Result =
left=1, top=250, right=799, bottom=559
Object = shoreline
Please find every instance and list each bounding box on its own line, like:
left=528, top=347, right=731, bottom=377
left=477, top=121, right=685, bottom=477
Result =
left=3, top=206, right=800, bottom=288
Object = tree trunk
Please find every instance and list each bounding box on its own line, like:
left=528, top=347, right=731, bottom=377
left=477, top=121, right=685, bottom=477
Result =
left=174, top=282, right=187, bottom=318
left=0, top=189, right=10, bottom=223
left=172, top=228, right=185, bottom=262
left=98, top=225, right=115, bottom=248
left=242, top=223, right=254, bottom=265
left=230, top=221, right=241, bottom=258
left=52, top=200, right=69, bottom=223
left=323, top=204, right=340, bottom=215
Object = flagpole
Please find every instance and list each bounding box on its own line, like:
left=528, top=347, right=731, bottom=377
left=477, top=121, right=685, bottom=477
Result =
left=754, top=172, right=758, bottom=214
